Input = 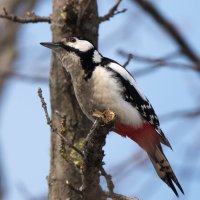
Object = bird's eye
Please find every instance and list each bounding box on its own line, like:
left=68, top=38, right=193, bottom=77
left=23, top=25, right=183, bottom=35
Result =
left=68, top=37, right=76, bottom=43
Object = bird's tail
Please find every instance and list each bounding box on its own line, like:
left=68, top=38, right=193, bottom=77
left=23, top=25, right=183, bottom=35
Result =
left=114, top=122, right=184, bottom=197
left=147, top=145, right=184, bottom=197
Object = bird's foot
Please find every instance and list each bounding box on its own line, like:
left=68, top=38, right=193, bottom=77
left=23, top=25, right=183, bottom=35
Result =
left=92, top=109, right=116, bottom=124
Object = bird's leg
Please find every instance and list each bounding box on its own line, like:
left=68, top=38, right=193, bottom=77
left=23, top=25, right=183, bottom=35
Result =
left=84, top=109, right=116, bottom=144
left=92, top=108, right=116, bottom=124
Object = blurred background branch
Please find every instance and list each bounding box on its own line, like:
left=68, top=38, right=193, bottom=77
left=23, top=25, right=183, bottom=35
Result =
left=118, top=50, right=200, bottom=77
left=0, top=0, right=38, bottom=100
left=99, top=0, right=127, bottom=23
left=0, top=8, right=51, bottom=23
left=0, top=70, right=48, bottom=83
left=132, top=0, right=200, bottom=64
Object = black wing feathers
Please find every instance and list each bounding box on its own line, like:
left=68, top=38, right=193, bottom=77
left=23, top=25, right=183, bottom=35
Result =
left=101, top=58, right=183, bottom=196
left=102, top=58, right=172, bottom=148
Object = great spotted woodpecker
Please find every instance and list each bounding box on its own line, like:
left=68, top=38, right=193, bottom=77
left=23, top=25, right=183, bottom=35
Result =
left=41, top=36, right=184, bottom=197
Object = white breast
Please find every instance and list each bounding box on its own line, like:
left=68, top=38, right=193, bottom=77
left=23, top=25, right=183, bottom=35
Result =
left=91, top=66, right=143, bottom=128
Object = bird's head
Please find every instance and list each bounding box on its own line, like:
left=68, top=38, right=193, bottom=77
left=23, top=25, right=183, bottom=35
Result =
left=40, top=36, right=102, bottom=73
left=41, top=36, right=95, bottom=53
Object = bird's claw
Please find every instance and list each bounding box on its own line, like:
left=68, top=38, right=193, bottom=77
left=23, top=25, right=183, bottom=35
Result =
left=92, top=109, right=116, bottom=124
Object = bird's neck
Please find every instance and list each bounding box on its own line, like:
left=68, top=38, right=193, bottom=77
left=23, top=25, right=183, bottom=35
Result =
left=62, top=49, right=103, bottom=82
left=78, top=48, right=102, bottom=67
left=77, top=49, right=102, bottom=81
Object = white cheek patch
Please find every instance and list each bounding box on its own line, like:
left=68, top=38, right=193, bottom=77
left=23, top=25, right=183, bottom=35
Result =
left=69, top=40, right=94, bottom=52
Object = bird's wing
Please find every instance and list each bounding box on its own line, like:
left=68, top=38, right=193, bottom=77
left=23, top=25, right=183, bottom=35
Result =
left=102, top=57, right=171, bottom=148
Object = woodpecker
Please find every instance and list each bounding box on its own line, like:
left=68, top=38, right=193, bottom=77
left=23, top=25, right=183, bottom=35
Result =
left=41, top=36, right=184, bottom=197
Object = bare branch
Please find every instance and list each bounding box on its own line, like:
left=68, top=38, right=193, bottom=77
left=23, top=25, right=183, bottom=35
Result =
left=37, top=88, right=83, bottom=157
left=0, top=7, right=51, bottom=23
left=0, top=0, right=39, bottom=97
left=132, top=0, right=200, bottom=64
left=118, top=50, right=200, bottom=76
left=100, top=166, right=114, bottom=194
left=99, top=0, right=127, bottom=23
left=119, top=50, right=181, bottom=63
left=0, top=70, right=48, bottom=83
left=123, top=54, right=133, bottom=68
left=160, top=108, right=200, bottom=123
left=133, top=62, right=200, bottom=77
left=2, top=7, right=8, bottom=15
left=38, top=88, right=52, bottom=125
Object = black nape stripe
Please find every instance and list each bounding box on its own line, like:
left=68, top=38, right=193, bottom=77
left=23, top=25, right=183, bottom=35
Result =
left=78, top=48, right=98, bottom=81
left=62, top=44, right=98, bottom=81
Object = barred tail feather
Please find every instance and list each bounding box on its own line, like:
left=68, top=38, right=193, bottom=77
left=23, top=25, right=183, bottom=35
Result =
left=148, top=146, right=184, bottom=197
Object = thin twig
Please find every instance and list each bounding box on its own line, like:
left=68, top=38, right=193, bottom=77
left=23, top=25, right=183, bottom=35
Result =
left=0, top=7, right=51, bottom=23
left=38, top=88, right=52, bottom=125
left=37, top=88, right=83, bottom=157
left=100, top=166, right=114, bottom=194
left=160, top=108, right=200, bottom=122
left=3, top=7, right=8, bottom=15
left=99, top=0, right=127, bottom=23
left=133, top=0, right=200, bottom=64
left=133, top=62, right=200, bottom=77
left=118, top=50, right=200, bottom=76
left=123, top=54, right=133, bottom=68
left=119, top=50, right=181, bottom=63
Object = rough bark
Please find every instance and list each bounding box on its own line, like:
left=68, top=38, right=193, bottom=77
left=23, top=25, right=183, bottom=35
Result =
left=48, top=1, right=99, bottom=199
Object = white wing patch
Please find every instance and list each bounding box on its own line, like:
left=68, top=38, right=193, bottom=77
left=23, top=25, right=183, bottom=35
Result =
left=107, top=62, right=147, bottom=101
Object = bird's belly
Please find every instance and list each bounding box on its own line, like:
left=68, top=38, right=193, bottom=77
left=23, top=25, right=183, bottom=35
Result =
left=73, top=82, right=143, bottom=128
left=92, top=92, right=143, bottom=128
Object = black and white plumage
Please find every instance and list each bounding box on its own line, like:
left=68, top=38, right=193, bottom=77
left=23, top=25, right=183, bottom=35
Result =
left=41, top=36, right=184, bottom=197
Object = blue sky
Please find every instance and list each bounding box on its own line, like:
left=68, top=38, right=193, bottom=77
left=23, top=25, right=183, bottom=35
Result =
left=0, top=0, right=200, bottom=199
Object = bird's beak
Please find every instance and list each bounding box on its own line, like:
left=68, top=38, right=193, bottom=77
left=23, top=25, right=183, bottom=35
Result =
left=40, top=42, right=61, bottom=50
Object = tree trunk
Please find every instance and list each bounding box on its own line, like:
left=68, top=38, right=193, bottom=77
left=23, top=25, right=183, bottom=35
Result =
left=48, top=1, right=99, bottom=199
